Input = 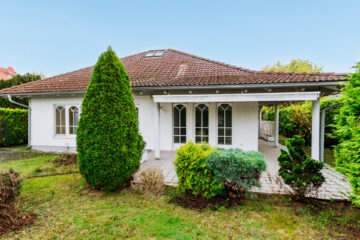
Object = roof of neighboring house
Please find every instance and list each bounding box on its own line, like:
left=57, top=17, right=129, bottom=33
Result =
left=0, top=49, right=347, bottom=95
left=0, top=67, right=16, bottom=81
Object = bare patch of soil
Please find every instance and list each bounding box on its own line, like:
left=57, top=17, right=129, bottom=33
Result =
left=169, top=194, right=243, bottom=210
left=0, top=208, right=37, bottom=237
left=54, top=154, right=77, bottom=166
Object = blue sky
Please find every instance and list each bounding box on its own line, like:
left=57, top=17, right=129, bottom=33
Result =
left=1, top=0, right=359, bottom=77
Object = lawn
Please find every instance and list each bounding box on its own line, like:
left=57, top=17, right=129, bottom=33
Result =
left=1, top=149, right=359, bottom=239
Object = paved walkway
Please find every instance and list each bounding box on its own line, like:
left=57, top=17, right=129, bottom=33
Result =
left=137, top=140, right=352, bottom=200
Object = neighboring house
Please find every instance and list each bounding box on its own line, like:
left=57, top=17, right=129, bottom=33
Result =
left=0, top=67, right=16, bottom=80
left=0, top=49, right=346, bottom=161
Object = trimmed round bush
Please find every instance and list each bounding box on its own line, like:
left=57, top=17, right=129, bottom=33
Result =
left=206, top=148, right=266, bottom=196
left=174, top=141, right=223, bottom=199
left=77, top=47, right=145, bottom=191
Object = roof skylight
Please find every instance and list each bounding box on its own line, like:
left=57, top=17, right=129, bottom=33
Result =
left=144, top=51, right=165, bottom=58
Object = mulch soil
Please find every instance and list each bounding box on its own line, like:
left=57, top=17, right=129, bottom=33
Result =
left=0, top=209, right=37, bottom=237
left=54, top=154, right=77, bottom=166
left=169, top=194, right=243, bottom=210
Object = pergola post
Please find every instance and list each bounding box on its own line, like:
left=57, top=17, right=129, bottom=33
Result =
left=258, top=106, right=262, bottom=138
left=311, top=100, right=320, bottom=161
left=274, top=104, right=279, bottom=147
left=154, top=102, right=160, bottom=159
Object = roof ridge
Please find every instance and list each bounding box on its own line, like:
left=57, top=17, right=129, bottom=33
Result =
left=167, top=49, right=252, bottom=73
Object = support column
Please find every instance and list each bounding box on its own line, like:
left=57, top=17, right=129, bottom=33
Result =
left=274, top=104, right=279, bottom=147
left=154, top=102, right=160, bottom=159
left=311, top=100, right=320, bottom=161
left=258, top=106, right=262, bottom=138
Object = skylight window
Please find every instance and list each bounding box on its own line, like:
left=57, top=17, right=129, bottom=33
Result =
left=144, top=51, right=165, bottom=58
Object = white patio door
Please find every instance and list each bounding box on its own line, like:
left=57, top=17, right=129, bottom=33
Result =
left=195, top=104, right=209, bottom=143
left=173, top=104, right=187, bottom=148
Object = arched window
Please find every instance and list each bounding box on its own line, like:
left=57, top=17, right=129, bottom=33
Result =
left=195, top=104, right=209, bottom=143
left=56, top=106, right=66, bottom=134
left=69, top=106, right=80, bottom=134
left=218, top=104, right=232, bottom=145
left=173, top=104, right=186, bottom=143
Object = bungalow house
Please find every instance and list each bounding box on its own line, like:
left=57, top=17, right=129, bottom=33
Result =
left=0, top=49, right=346, bottom=161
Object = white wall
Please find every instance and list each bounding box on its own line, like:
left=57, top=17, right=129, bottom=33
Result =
left=30, top=96, right=259, bottom=153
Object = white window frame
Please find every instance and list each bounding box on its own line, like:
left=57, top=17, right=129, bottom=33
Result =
left=194, top=103, right=209, bottom=144
left=216, top=103, right=233, bottom=147
left=54, top=104, right=81, bottom=138
left=172, top=103, right=187, bottom=147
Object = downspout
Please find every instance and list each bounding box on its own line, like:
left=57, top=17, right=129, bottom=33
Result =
left=320, top=103, right=343, bottom=162
left=7, top=95, right=31, bottom=149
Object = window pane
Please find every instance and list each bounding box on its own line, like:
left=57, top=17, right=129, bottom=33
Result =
left=174, top=128, right=179, bottom=135
left=226, top=128, right=232, bottom=136
left=181, top=108, right=186, bottom=127
left=203, top=107, right=209, bottom=127
left=218, top=128, right=224, bottom=136
left=195, top=137, right=201, bottom=143
left=226, top=107, right=232, bottom=127
left=174, top=108, right=179, bottom=127
left=180, top=128, right=186, bottom=135
left=225, top=137, right=232, bottom=145
left=195, top=128, right=202, bottom=136
left=218, top=137, right=224, bottom=144
left=174, top=136, right=179, bottom=143
left=203, top=128, right=208, bottom=136
left=218, top=108, right=224, bottom=127
left=195, top=108, right=201, bottom=127
left=203, top=137, right=208, bottom=143
left=56, top=106, right=65, bottom=134
left=180, top=136, right=186, bottom=143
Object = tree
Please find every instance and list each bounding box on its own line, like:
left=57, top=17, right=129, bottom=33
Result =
left=262, top=59, right=323, bottom=73
left=0, top=73, right=42, bottom=108
left=334, top=63, right=360, bottom=206
left=77, top=47, right=145, bottom=191
left=278, top=135, right=325, bottom=200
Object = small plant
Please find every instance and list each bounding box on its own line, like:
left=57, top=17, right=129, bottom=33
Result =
left=135, top=167, right=164, bottom=195
left=278, top=135, right=325, bottom=200
left=174, top=141, right=223, bottom=199
left=206, top=148, right=266, bottom=198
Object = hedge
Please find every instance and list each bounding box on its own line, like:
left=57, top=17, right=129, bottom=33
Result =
left=0, top=108, right=28, bottom=146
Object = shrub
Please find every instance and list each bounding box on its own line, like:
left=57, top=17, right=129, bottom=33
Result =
left=206, top=149, right=266, bottom=197
left=77, top=47, right=145, bottom=191
left=174, top=141, right=223, bottom=199
left=278, top=135, right=325, bottom=199
left=334, top=63, right=360, bottom=206
left=0, top=108, right=28, bottom=146
left=135, top=167, right=164, bottom=195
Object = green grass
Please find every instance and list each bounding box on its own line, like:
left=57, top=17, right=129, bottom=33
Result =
left=1, top=151, right=359, bottom=239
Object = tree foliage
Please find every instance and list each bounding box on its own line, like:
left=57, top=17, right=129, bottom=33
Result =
left=262, top=59, right=323, bottom=73
left=334, top=63, right=360, bottom=205
left=278, top=136, right=325, bottom=199
left=0, top=73, right=42, bottom=108
left=76, top=47, right=144, bottom=191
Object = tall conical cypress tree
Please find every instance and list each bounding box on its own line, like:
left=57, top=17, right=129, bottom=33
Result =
left=77, top=47, right=144, bottom=191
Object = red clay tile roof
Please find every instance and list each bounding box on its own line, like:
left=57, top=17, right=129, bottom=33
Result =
left=0, top=67, right=16, bottom=81
left=0, top=49, right=347, bottom=95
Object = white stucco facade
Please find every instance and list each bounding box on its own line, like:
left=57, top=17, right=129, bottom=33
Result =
left=30, top=94, right=259, bottom=153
